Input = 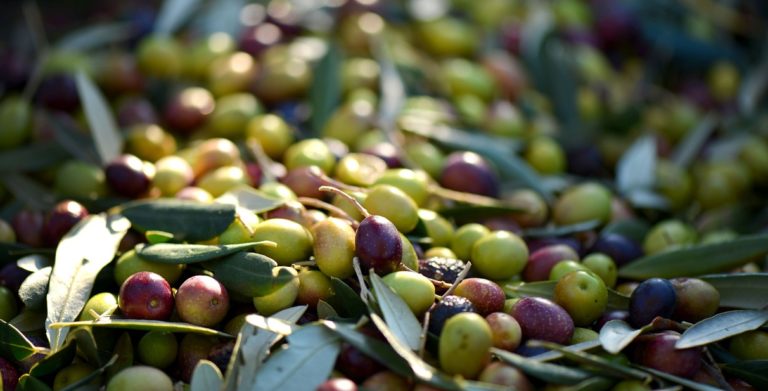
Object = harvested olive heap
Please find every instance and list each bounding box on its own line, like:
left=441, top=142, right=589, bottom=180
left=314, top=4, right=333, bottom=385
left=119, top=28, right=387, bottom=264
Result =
left=1, top=0, right=768, bottom=390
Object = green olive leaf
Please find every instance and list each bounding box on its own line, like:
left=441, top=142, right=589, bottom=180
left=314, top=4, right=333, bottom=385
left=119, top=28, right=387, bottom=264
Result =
left=671, top=114, right=717, bottom=168
left=700, top=273, right=768, bottom=309
left=529, top=339, right=602, bottom=362
left=120, top=199, right=235, bottom=242
left=639, top=366, right=721, bottom=391
left=190, top=360, right=223, bottom=391
left=56, top=22, right=132, bottom=51
left=154, top=0, right=205, bottom=35
left=251, top=324, right=340, bottom=391
left=215, top=186, right=285, bottom=214
left=326, top=277, right=368, bottom=319
left=30, top=339, right=76, bottom=378
left=204, top=251, right=291, bottom=297
left=491, top=347, right=592, bottom=385
left=676, top=310, right=768, bottom=349
left=0, top=173, right=57, bottom=211
left=17, top=374, right=52, bottom=391
left=16, top=254, right=52, bottom=273
left=321, top=320, right=412, bottom=378
left=46, top=214, right=130, bottom=351
left=49, top=317, right=232, bottom=338
left=59, top=354, right=118, bottom=391
left=0, top=319, right=39, bottom=361
left=137, top=241, right=276, bottom=264
left=522, top=220, right=601, bottom=238
left=145, top=230, right=174, bottom=244
left=0, top=142, right=70, bottom=173
left=76, top=71, right=123, bottom=165
left=10, top=310, right=47, bottom=333
left=106, top=333, right=133, bottom=379
left=618, top=233, right=768, bottom=279
left=309, top=42, right=342, bottom=134
left=369, top=272, right=422, bottom=351
left=69, top=326, right=103, bottom=367
left=598, top=320, right=645, bottom=355
left=722, top=360, right=768, bottom=390
left=19, top=266, right=51, bottom=310
left=528, top=340, right=650, bottom=381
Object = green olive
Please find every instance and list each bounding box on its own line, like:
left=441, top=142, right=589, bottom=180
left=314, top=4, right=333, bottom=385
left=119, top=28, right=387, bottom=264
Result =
left=251, top=218, right=313, bottom=265
left=334, top=153, right=387, bottom=187
left=363, top=185, right=420, bottom=233
left=246, top=114, right=295, bottom=160
left=114, top=249, right=185, bottom=285
left=451, top=223, right=491, bottom=261
left=283, top=138, right=336, bottom=174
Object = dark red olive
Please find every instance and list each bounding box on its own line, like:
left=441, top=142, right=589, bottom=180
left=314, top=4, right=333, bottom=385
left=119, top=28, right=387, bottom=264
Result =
left=355, top=215, right=402, bottom=275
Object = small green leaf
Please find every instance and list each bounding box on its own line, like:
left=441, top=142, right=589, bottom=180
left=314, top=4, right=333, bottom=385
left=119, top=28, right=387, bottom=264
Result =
left=57, top=23, right=132, bottom=51
left=722, top=360, right=768, bottom=390
left=437, top=204, right=525, bottom=219
left=530, top=340, right=602, bottom=362
left=146, top=230, right=174, bottom=244
left=322, top=320, right=412, bottom=378
left=700, top=273, right=768, bottom=309
left=10, top=310, right=47, bottom=333
left=69, top=327, right=103, bottom=366
left=30, top=340, right=76, bottom=377
left=138, top=241, right=275, bottom=264
left=75, top=71, right=123, bottom=165
left=369, top=272, right=422, bottom=351
left=370, top=314, right=461, bottom=390
left=601, top=219, right=650, bottom=243
left=491, top=348, right=592, bottom=385
left=0, top=142, right=69, bottom=173
left=191, top=360, right=223, bottom=391
left=309, top=42, right=342, bottom=134
left=639, top=366, right=721, bottom=391
left=616, top=135, right=656, bottom=196
left=676, top=310, right=768, bottom=349
left=671, top=115, right=717, bottom=168
left=19, top=267, right=51, bottom=310
left=326, top=277, right=367, bottom=319
left=236, top=306, right=307, bottom=387
left=60, top=354, right=118, bottom=391
left=204, top=252, right=291, bottom=297
left=49, top=114, right=101, bottom=165
left=252, top=324, right=340, bottom=391
left=618, top=233, right=768, bottom=279
left=17, top=374, right=52, bottom=391
left=599, top=320, right=645, bottom=355
left=0, top=319, right=39, bottom=361
left=0, top=174, right=57, bottom=211
left=504, top=281, right=629, bottom=311
left=215, top=186, right=285, bottom=214
left=46, top=214, right=130, bottom=351
left=121, top=199, right=235, bottom=242
left=316, top=300, right=338, bottom=319
left=154, top=0, right=205, bottom=35
left=106, top=333, right=133, bottom=379
left=244, top=313, right=299, bottom=336
left=49, top=317, right=231, bottom=337
left=523, top=220, right=601, bottom=238
left=529, top=340, right=649, bottom=381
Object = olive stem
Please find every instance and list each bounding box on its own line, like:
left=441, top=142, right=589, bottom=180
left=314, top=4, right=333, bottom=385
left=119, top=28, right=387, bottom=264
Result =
left=442, top=261, right=472, bottom=298
left=319, top=186, right=371, bottom=218
left=352, top=257, right=372, bottom=304
left=418, top=311, right=431, bottom=358
left=702, top=348, right=734, bottom=391
left=428, top=184, right=510, bottom=208
left=297, top=197, right=360, bottom=227
left=246, top=139, right=277, bottom=184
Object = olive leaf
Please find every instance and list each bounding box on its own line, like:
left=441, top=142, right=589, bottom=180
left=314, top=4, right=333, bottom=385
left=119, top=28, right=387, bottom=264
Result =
left=676, top=310, right=768, bottom=349
left=10, top=310, right=47, bottom=333
left=56, top=22, right=132, bottom=51
left=18, top=266, right=51, bottom=310
left=369, top=272, right=422, bottom=351
left=146, top=230, right=174, bottom=244
left=0, top=319, right=39, bottom=361
left=529, top=340, right=602, bottom=362
left=106, top=333, right=133, bottom=379
left=16, top=374, right=52, bottom=391
left=49, top=114, right=101, bottom=166
left=671, top=114, right=717, bottom=168
left=0, top=173, right=57, bottom=211
left=204, top=252, right=293, bottom=297
left=234, top=306, right=307, bottom=388
left=599, top=320, right=645, bottom=355
left=154, top=0, right=205, bottom=36
left=120, top=199, right=235, bottom=242
left=528, top=340, right=650, bottom=381
left=190, top=360, right=223, bottom=391
left=316, top=300, right=338, bottom=319
left=369, top=314, right=461, bottom=391
left=639, top=366, right=721, bottom=391
left=522, top=220, right=601, bottom=238
left=491, top=348, right=592, bottom=385
left=309, top=41, right=342, bottom=134
left=700, top=273, right=768, bottom=309
left=616, top=135, right=656, bottom=195
left=137, top=241, right=275, bottom=264
left=59, top=354, right=118, bottom=391
left=618, top=233, right=768, bottom=279
left=69, top=326, right=103, bottom=367
left=251, top=324, right=341, bottom=391
left=45, top=214, right=130, bottom=351
left=215, top=186, right=285, bottom=214
left=76, top=71, right=123, bottom=165
left=326, top=277, right=367, bottom=319
left=722, top=360, right=768, bottom=390
left=29, top=339, right=76, bottom=377
left=321, top=320, right=412, bottom=378
left=0, top=142, right=69, bottom=173
left=16, top=254, right=52, bottom=273
left=49, top=317, right=231, bottom=338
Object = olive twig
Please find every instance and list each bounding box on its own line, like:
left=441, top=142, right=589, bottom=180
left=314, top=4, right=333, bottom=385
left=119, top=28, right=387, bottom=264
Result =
left=246, top=139, right=277, bottom=184
left=442, top=261, right=472, bottom=298
left=319, top=186, right=371, bottom=218
left=297, top=197, right=360, bottom=227
left=428, top=184, right=508, bottom=208
left=353, top=257, right=372, bottom=304
left=418, top=311, right=431, bottom=358
left=702, top=348, right=734, bottom=391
